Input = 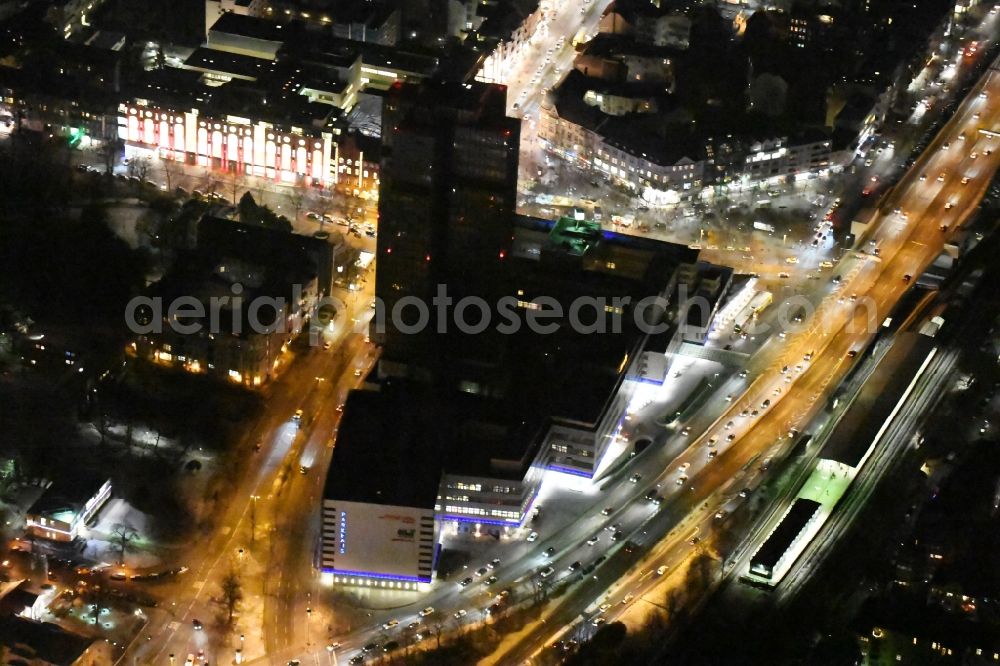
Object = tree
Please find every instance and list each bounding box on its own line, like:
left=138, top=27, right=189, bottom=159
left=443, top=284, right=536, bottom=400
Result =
left=163, top=157, right=182, bottom=192
left=109, top=522, right=138, bottom=565
left=287, top=187, right=306, bottom=222
left=127, top=155, right=151, bottom=183
left=220, top=569, right=243, bottom=624
left=228, top=167, right=245, bottom=205
left=99, top=138, right=123, bottom=175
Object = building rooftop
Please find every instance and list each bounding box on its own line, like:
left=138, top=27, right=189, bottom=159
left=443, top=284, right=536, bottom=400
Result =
left=819, top=332, right=936, bottom=469
left=750, top=497, right=821, bottom=576
left=323, top=387, right=445, bottom=508
left=0, top=616, right=96, bottom=665
left=27, top=475, right=108, bottom=521
left=183, top=47, right=277, bottom=81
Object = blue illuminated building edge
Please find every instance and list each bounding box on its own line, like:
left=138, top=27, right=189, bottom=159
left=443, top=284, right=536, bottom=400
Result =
left=547, top=464, right=594, bottom=478
left=437, top=514, right=519, bottom=527
left=321, top=567, right=431, bottom=584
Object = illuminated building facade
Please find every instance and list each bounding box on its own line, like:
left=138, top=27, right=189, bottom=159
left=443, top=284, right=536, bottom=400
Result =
left=118, top=101, right=337, bottom=186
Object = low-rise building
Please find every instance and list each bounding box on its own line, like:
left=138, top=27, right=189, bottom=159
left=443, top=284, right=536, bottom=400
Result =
left=0, top=616, right=112, bottom=665
left=133, top=215, right=331, bottom=386
left=26, top=477, right=111, bottom=543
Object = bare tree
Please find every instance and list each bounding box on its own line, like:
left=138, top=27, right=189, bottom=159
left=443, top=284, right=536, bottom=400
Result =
left=220, top=569, right=243, bottom=625
left=287, top=187, right=306, bottom=222
left=109, top=522, right=138, bottom=565
left=99, top=138, right=123, bottom=175
left=127, top=155, right=151, bottom=182
left=163, top=157, right=182, bottom=192
left=228, top=167, right=245, bottom=205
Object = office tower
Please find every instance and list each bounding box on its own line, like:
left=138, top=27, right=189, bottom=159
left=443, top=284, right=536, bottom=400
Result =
left=374, top=79, right=520, bottom=379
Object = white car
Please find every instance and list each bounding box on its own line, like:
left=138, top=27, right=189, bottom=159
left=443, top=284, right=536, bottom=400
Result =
left=526, top=531, right=538, bottom=542
left=419, top=607, right=434, bottom=617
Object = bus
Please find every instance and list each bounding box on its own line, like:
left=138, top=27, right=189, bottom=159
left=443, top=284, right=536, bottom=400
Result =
left=733, top=291, right=773, bottom=334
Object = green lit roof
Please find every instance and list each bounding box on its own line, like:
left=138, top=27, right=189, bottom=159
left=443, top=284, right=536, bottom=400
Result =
left=550, top=217, right=603, bottom=256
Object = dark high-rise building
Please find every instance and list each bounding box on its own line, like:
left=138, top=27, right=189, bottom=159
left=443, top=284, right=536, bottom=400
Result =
left=374, top=79, right=520, bottom=380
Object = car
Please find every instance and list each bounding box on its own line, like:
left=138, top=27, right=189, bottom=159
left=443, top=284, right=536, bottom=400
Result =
left=961, top=177, right=970, bottom=185
left=483, top=575, right=498, bottom=587
left=407, top=622, right=420, bottom=631
left=601, top=506, right=614, bottom=516
left=725, top=394, right=734, bottom=402
left=567, top=561, right=582, bottom=573
left=681, top=425, right=692, bottom=436
left=715, top=510, right=727, bottom=520
left=938, top=172, right=946, bottom=182
left=419, top=606, right=435, bottom=617
left=676, top=475, right=688, bottom=485
left=708, top=436, right=718, bottom=446
left=629, top=473, right=642, bottom=483
left=587, top=534, right=600, bottom=546
left=689, top=536, right=700, bottom=545
left=184, top=655, right=195, bottom=666
left=459, top=577, right=473, bottom=587
left=832, top=274, right=842, bottom=284
left=644, top=489, right=658, bottom=502
left=382, top=619, right=398, bottom=630
left=487, top=558, right=501, bottom=570
left=761, top=399, right=771, bottom=408
left=656, top=565, right=668, bottom=576
left=942, top=142, right=950, bottom=150
left=323, top=341, right=331, bottom=350
left=785, top=256, right=799, bottom=264
left=726, top=433, right=736, bottom=442
left=778, top=272, right=790, bottom=279
left=349, top=656, right=365, bottom=665
left=192, top=619, right=203, bottom=630
left=773, top=387, right=782, bottom=396
left=725, top=420, right=734, bottom=430
left=939, top=224, right=949, bottom=232
left=454, top=609, right=467, bottom=619
left=847, top=349, right=858, bottom=357
left=526, top=531, right=538, bottom=542
left=293, top=409, right=303, bottom=421
left=362, top=643, right=378, bottom=653
left=288, top=661, right=301, bottom=666
left=606, top=523, right=620, bottom=533
left=539, top=566, right=555, bottom=578
left=475, top=567, right=488, bottom=578
left=544, top=546, right=556, bottom=557
left=611, top=530, right=624, bottom=542
left=592, top=616, right=607, bottom=627
left=621, top=594, right=634, bottom=605
left=945, top=202, right=953, bottom=209
left=354, top=368, right=362, bottom=377
left=919, top=173, right=927, bottom=181
left=739, top=369, right=749, bottom=378
left=679, top=462, right=690, bottom=473
left=299, top=465, right=308, bottom=475
left=739, top=487, right=751, bottom=498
